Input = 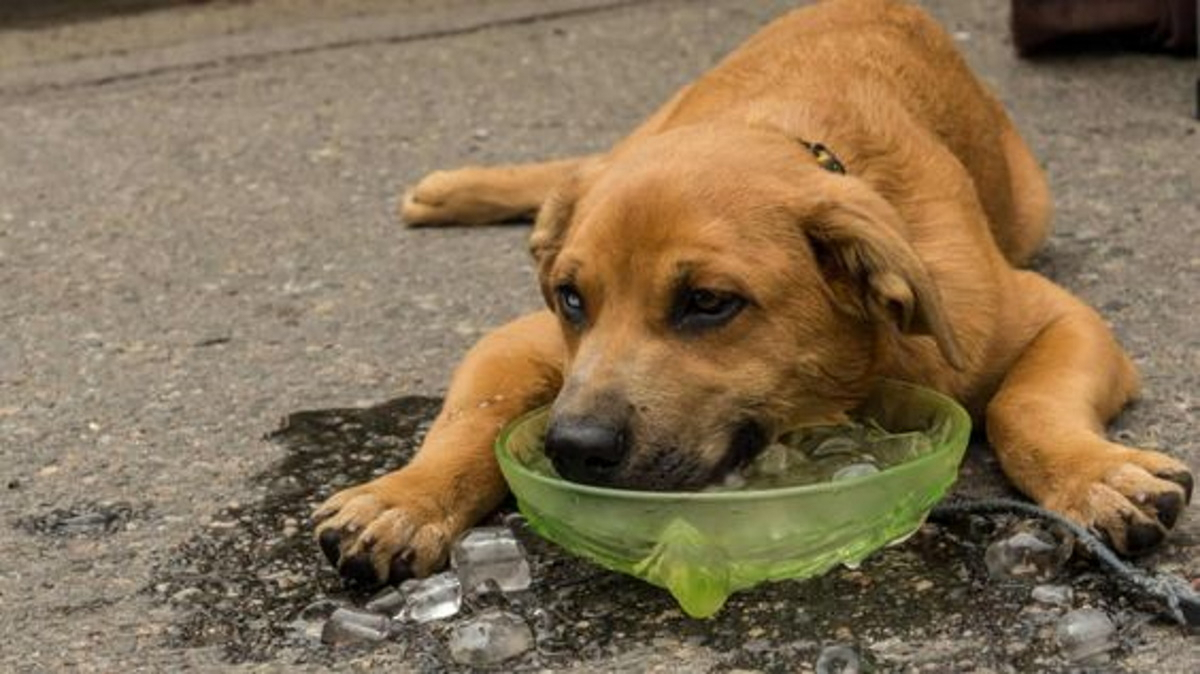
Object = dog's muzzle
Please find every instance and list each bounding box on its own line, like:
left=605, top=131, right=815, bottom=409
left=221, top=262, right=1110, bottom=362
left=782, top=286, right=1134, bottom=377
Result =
left=544, top=416, right=631, bottom=486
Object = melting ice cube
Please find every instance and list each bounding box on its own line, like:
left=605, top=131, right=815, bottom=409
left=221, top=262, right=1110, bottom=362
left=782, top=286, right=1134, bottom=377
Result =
left=320, top=607, right=393, bottom=646
left=1056, top=608, right=1117, bottom=663
left=401, top=571, right=462, bottom=623
left=451, top=526, right=532, bottom=593
left=447, top=609, right=534, bottom=665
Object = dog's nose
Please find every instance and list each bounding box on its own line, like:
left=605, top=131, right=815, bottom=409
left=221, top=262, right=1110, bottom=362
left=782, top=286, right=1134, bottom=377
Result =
left=544, top=418, right=630, bottom=486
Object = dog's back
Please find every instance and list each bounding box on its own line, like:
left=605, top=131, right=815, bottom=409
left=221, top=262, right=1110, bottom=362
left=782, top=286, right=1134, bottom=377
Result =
left=650, top=0, right=1044, bottom=262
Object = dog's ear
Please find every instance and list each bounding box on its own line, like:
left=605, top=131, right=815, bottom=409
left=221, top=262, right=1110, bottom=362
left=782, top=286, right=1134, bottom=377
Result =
left=529, top=181, right=574, bottom=270
left=804, top=195, right=967, bottom=370
left=529, top=173, right=581, bottom=307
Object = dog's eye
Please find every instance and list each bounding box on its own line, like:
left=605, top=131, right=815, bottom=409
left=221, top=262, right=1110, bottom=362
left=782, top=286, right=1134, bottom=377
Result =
left=555, top=284, right=587, bottom=326
left=674, top=288, right=746, bottom=332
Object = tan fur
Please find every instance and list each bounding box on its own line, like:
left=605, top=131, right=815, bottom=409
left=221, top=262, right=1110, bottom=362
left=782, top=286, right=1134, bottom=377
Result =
left=316, top=0, right=1191, bottom=583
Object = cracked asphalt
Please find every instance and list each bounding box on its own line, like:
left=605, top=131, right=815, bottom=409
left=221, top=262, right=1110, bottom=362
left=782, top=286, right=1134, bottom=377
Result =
left=1, top=0, right=1197, bottom=671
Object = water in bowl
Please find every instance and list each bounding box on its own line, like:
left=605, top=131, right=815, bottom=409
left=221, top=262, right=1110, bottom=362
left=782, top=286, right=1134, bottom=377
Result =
left=518, top=419, right=934, bottom=491
left=710, top=421, right=935, bottom=490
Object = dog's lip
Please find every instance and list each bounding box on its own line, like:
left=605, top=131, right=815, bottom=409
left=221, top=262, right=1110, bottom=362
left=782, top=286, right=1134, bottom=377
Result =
left=705, top=419, right=770, bottom=484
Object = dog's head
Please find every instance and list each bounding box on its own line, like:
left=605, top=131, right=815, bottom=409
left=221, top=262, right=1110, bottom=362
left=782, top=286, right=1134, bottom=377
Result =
left=530, top=126, right=962, bottom=489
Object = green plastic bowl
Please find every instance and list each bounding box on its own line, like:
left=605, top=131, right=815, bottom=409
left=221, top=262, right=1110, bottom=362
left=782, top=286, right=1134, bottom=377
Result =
left=495, top=379, right=971, bottom=618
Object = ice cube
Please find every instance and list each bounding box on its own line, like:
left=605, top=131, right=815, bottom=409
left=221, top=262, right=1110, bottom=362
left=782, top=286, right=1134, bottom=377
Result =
left=364, top=586, right=407, bottom=616
left=320, top=606, right=393, bottom=646
left=1056, top=608, right=1117, bottom=663
left=1031, top=584, right=1074, bottom=607
left=401, top=571, right=462, bottom=623
left=864, top=432, right=931, bottom=466
left=810, top=435, right=861, bottom=458
left=754, top=443, right=792, bottom=476
left=292, top=598, right=342, bottom=642
left=447, top=609, right=534, bottom=665
left=832, top=463, right=880, bottom=481
left=815, top=644, right=862, bottom=674
left=984, top=523, right=1072, bottom=580
left=451, top=526, right=532, bottom=593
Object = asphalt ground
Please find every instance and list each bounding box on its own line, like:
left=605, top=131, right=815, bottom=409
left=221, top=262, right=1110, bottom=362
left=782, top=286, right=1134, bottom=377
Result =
left=1, top=0, right=1197, bottom=671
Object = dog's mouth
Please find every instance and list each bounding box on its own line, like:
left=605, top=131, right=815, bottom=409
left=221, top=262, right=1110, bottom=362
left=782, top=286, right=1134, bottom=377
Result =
left=704, top=420, right=770, bottom=484
left=603, top=419, right=771, bottom=492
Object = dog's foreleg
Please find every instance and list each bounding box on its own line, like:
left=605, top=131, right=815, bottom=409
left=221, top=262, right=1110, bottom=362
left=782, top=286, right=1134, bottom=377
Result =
left=314, top=311, right=564, bottom=585
left=400, top=155, right=600, bottom=226
left=986, top=273, right=1192, bottom=554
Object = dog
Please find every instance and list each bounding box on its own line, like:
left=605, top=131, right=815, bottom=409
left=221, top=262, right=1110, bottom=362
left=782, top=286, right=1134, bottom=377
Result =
left=314, top=0, right=1193, bottom=586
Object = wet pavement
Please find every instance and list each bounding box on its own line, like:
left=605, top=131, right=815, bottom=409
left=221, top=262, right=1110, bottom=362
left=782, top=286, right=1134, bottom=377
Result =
left=144, top=396, right=1198, bottom=670
left=2, top=0, right=1198, bottom=671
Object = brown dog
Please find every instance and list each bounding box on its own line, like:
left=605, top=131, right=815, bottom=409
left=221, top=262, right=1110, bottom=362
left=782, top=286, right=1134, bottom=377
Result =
left=314, top=0, right=1193, bottom=586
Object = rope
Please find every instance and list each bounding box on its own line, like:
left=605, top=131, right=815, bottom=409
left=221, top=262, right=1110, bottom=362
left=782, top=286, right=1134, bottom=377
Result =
left=929, top=497, right=1200, bottom=626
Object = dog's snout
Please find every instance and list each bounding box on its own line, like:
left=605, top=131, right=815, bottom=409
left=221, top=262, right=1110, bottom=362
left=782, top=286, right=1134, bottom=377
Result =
left=545, top=418, right=630, bottom=486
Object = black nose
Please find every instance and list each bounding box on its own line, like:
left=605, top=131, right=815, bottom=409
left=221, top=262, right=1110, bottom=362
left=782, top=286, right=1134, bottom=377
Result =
left=544, top=418, right=630, bottom=486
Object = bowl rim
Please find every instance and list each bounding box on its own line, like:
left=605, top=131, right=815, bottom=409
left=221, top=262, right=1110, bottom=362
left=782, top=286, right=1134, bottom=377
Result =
left=494, top=378, right=971, bottom=503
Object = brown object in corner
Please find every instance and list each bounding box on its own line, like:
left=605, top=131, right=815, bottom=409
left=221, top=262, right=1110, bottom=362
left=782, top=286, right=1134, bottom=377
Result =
left=1011, top=0, right=1198, bottom=55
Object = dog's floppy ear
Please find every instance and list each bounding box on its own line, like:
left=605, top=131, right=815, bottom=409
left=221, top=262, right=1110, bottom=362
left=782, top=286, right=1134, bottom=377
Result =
left=804, top=195, right=967, bottom=370
left=529, top=174, right=581, bottom=307
left=529, top=182, right=573, bottom=269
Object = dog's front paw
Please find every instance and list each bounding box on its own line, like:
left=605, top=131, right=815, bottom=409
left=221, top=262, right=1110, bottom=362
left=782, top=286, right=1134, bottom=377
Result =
left=1044, top=447, right=1192, bottom=556
left=313, top=471, right=462, bottom=586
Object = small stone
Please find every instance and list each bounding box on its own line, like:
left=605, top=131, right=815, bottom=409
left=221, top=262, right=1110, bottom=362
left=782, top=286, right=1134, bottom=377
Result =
left=1055, top=608, right=1116, bottom=663
left=447, top=609, right=534, bottom=665
left=58, top=512, right=114, bottom=534
left=320, top=607, right=393, bottom=646
left=169, top=587, right=203, bottom=604
left=816, top=644, right=861, bottom=674
left=451, top=526, right=532, bottom=593
left=1031, top=584, right=1074, bottom=607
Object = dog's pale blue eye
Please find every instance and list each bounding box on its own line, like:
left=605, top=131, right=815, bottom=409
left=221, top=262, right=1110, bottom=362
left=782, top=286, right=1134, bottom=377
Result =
left=561, top=288, right=582, bottom=309
left=556, top=284, right=586, bottom=325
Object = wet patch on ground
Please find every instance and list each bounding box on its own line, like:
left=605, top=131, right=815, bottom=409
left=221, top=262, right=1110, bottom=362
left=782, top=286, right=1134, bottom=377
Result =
left=17, top=500, right=147, bottom=537
left=147, top=395, right=442, bottom=664
left=146, top=396, right=1190, bottom=670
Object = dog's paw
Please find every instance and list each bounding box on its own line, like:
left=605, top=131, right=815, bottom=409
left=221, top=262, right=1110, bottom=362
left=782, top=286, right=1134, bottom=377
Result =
left=313, top=472, right=462, bottom=586
left=1043, top=447, right=1192, bottom=556
left=400, top=169, right=525, bottom=227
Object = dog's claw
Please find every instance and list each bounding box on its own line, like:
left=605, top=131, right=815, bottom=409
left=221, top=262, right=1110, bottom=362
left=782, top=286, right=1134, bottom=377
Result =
left=340, top=554, right=379, bottom=586
left=1157, top=470, right=1194, bottom=504
left=1154, top=490, right=1185, bottom=529
left=1122, top=513, right=1166, bottom=555
left=319, top=528, right=342, bottom=567
left=389, top=552, right=416, bottom=585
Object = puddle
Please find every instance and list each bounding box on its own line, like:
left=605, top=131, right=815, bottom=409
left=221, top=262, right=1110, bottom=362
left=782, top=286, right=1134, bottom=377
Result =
left=147, top=396, right=1152, bottom=670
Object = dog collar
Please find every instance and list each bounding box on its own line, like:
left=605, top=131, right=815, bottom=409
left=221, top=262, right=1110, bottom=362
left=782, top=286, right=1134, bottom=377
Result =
left=799, top=140, right=846, bottom=175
